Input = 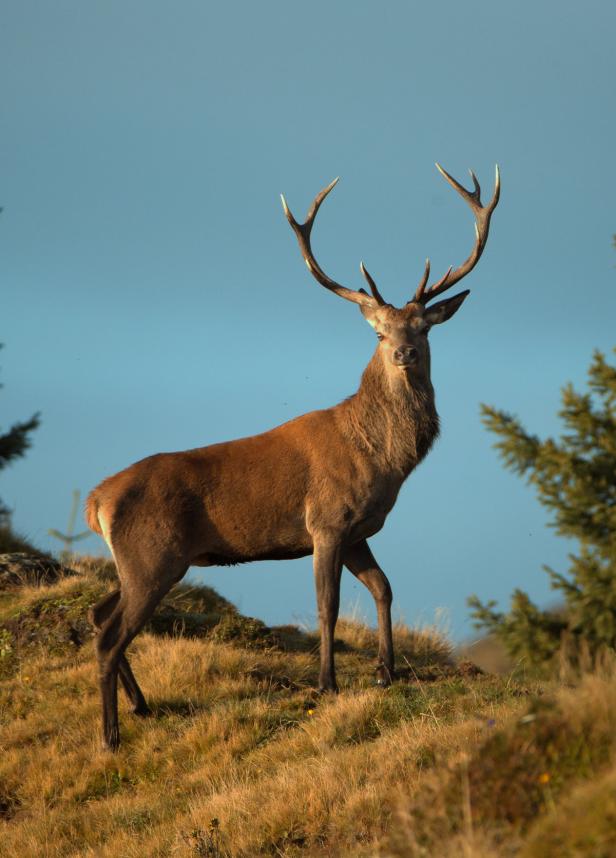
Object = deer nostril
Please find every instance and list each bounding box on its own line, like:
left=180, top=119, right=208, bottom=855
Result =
left=394, top=346, right=418, bottom=364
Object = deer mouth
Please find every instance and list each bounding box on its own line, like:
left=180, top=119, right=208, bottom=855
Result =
left=393, top=356, right=419, bottom=370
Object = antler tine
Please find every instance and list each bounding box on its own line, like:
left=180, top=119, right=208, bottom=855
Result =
left=281, top=180, right=382, bottom=307
left=412, top=258, right=431, bottom=303
left=360, top=262, right=387, bottom=305
left=429, top=264, right=454, bottom=294
left=416, top=164, right=500, bottom=305
left=468, top=168, right=481, bottom=198
left=411, top=260, right=452, bottom=306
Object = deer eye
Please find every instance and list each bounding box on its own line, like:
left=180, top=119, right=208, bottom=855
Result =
left=376, top=333, right=384, bottom=341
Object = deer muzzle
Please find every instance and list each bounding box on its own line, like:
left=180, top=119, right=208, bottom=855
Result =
left=392, top=345, right=418, bottom=367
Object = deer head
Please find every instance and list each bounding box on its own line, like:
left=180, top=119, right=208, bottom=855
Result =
left=281, top=165, right=500, bottom=382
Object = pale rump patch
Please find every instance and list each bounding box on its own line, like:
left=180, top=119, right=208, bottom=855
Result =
left=98, top=510, right=115, bottom=561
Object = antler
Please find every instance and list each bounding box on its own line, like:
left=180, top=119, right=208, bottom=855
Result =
left=413, top=164, right=500, bottom=305
left=281, top=179, right=386, bottom=307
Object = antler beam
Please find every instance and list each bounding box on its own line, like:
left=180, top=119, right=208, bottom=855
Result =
left=281, top=180, right=386, bottom=307
left=413, top=164, right=500, bottom=305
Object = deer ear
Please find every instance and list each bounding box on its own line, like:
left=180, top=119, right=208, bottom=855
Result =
left=359, top=302, right=378, bottom=329
left=423, top=290, right=470, bottom=326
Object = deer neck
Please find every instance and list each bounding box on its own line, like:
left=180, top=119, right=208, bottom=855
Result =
left=342, top=350, right=439, bottom=477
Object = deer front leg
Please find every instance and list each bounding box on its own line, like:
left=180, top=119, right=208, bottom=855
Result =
left=344, top=539, right=394, bottom=685
left=312, top=535, right=343, bottom=693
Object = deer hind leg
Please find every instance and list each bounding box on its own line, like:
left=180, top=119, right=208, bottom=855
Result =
left=96, top=562, right=187, bottom=750
left=344, top=539, right=394, bottom=685
left=312, top=535, right=343, bottom=693
left=90, top=590, right=149, bottom=716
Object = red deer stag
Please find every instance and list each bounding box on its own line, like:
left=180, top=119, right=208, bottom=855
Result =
left=87, top=164, right=500, bottom=749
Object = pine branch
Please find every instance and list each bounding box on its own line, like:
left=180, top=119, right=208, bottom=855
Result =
left=0, top=413, right=41, bottom=467
left=480, top=405, right=541, bottom=476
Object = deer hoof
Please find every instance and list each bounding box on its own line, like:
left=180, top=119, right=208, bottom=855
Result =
left=101, top=727, right=121, bottom=752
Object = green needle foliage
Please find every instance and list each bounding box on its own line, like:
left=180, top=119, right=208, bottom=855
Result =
left=0, top=344, right=40, bottom=526
left=468, top=348, right=616, bottom=666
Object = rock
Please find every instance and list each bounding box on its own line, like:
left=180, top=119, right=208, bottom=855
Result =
left=0, top=553, right=76, bottom=589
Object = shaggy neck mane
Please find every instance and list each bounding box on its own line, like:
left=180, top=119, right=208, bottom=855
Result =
left=339, top=350, right=440, bottom=477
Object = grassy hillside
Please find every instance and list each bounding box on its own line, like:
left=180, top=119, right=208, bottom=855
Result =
left=1, top=556, right=616, bottom=857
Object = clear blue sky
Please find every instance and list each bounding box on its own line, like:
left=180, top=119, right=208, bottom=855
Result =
left=2, top=1, right=615, bottom=640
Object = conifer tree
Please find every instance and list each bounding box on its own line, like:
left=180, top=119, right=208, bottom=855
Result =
left=468, top=348, right=616, bottom=665
left=0, top=345, right=40, bottom=525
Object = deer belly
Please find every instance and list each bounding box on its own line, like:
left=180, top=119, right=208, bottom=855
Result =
left=195, top=492, right=312, bottom=565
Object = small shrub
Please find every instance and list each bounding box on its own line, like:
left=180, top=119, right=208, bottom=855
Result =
left=210, top=612, right=280, bottom=649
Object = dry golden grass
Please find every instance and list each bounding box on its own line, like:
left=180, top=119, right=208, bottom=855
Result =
left=1, top=558, right=614, bottom=857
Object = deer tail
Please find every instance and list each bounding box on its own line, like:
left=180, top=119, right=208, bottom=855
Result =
left=85, top=490, right=103, bottom=535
